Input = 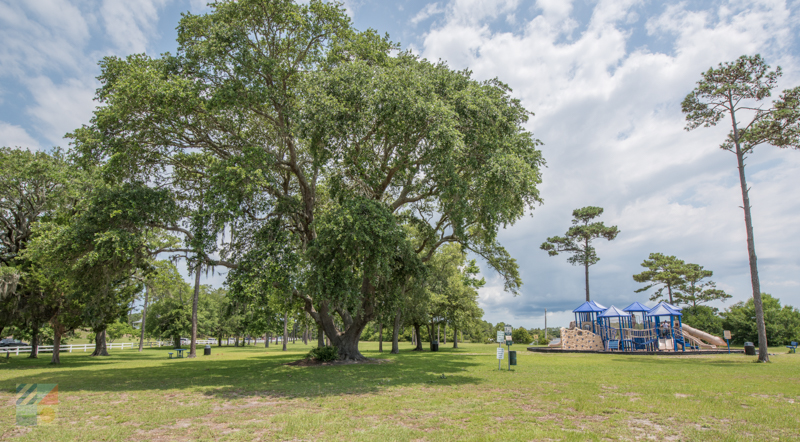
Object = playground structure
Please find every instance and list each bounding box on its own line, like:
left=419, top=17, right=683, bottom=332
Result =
left=552, top=301, right=728, bottom=352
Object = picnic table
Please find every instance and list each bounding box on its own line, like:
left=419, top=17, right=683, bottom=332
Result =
left=175, top=348, right=186, bottom=358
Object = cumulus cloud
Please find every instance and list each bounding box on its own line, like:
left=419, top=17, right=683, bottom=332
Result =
left=0, top=0, right=190, bottom=148
left=0, top=123, right=41, bottom=151
left=411, top=3, right=444, bottom=25
left=418, top=0, right=800, bottom=328
left=101, top=0, right=167, bottom=54
left=23, top=76, right=98, bottom=146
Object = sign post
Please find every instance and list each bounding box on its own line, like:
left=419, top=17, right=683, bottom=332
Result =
left=496, top=347, right=504, bottom=370
left=723, top=330, right=731, bottom=354
left=504, top=325, right=513, bottom=371
left=496, top=331, right=504, bottom=370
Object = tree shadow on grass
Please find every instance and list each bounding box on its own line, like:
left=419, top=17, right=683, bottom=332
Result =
left=608, top=355, right=759, bottom=368
left=0, top=347, right=484, bottom=399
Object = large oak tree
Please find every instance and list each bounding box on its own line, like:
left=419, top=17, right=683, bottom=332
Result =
left=72, top=0, right=544, bottom=360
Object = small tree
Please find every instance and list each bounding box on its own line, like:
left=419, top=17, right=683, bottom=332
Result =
left=148, top=298, right=192, bottom=348
left=674, top=263, right=731, bottom=307
left=106, top=320, right=135, bottom=343
left=540, top=207, right=619, bottom=301
left=632, top=253, right=686, bottom=304
left=682, top=54, right=800, bottom=362
left=511, top=327, right=532, bottom=344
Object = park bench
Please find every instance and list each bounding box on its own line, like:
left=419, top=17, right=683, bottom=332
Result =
left=787, top=342, right=797, bottom=353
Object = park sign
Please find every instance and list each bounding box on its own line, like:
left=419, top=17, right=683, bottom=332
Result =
left=496, top=347, right=504, bottom=359
left=723, top=330, right=731, bottom=340
left=504, top=325, right=512, bottom=335
left=496, top=331, right=505, bottom=343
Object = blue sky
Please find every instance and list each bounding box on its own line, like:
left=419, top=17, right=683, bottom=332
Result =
left=2, top=0, right=799, bottom=330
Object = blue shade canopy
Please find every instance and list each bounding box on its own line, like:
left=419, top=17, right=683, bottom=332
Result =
left=664, top=302, right=682, bottom=311
left=623, top=302, right=651, bottom=312
left=590, top=300, right=607, bottom=310
left=573, top=301, right=607, bottom=313
left=598, top=305, right=632, bottom=318
left=647, top=302, right=682, bottom=317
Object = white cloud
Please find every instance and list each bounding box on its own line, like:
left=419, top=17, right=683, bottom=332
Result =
left=24, top=76, right=98, bottom=148
left=101, top=0, right=166, bottom=54
left=0, top=0, right=182, bottom=149
left=0, top=0, right=92, bottom=77
left=411, top=3, right=444, bottom=25
left=418, top=0, right=800, bottom=328
left=0, top=122, right=41, bottom=151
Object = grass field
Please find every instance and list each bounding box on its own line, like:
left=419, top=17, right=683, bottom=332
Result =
left=1, top=342, right=798, bottom=441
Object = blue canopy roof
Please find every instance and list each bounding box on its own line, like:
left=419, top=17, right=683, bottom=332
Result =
left=623, top=302, right=651, bottom=312
left=573, top=300, right=607, bottom=313
left=647, top=302, right=682, bottom=317
left=598, top=305, right=632, bottom=318
left=664, top=302, right=682, bottom=311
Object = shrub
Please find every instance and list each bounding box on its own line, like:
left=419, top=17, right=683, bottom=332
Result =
left=511, top=328, right=532, bottom=344
left=682, top=305, right=723, bottom=336
left=306, top=345, right=339, bottom=362
left=538, top=336, right=549, bottom=346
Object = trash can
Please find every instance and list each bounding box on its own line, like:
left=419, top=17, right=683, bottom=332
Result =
left=509, top=350, right=517, bottom=366
left=743, top=342, right=755, bottom=356
left=204, top=345, right=211, bottom=356
left=430, top=340, right=439, bottom=352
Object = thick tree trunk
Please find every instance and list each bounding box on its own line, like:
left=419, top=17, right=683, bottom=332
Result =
left=282, top=312, right=288, bottom=351
left=443, top=322, right=446, bottom=344
left=189, top=262, right=201, bottom=358
left=584, top=261, right=590, bottom=302
left=728, top=108, right=768, bottom=362
left=28, top=326, right=39, bottom=358
left=317, top=325, right=324, bottom=347
left=378, top=323, right=383, bottom=352
left=234, top=336, right=239, bottom=347
left=413, top=323, right=423, bottom=351
left=736, top=147, right=769, bottom=362
left=91, top=329, right=109, bottom=356
left=51, top=320, right=64, bottom=365
left=218, top=334, right=222, bottom=347
left=427, top=321, right=437, bottom=351
left=138, top=283, right=150, bottom=352
left=453, top=325, right=458, bottom=349
left=391, top=308, right=401, bottom=354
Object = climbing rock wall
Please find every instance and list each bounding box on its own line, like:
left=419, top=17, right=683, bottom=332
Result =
left=560, top=327, right=604, bottom=351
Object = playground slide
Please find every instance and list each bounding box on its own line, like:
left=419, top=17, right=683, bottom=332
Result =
left=681, top=324, right=727, bottom=347
left=658, top=338, right=673, bottom=350
left=682, top=332, right=714, bottom=349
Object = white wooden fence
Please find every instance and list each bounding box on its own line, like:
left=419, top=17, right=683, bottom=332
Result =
left=0, top=338, right=275, bottom=356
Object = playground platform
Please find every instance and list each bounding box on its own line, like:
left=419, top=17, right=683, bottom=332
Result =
left=526, top=346, right=744, bottom=355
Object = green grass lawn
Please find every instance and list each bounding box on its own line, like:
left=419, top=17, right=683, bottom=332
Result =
left=1, top=342, right=798, bottom=441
